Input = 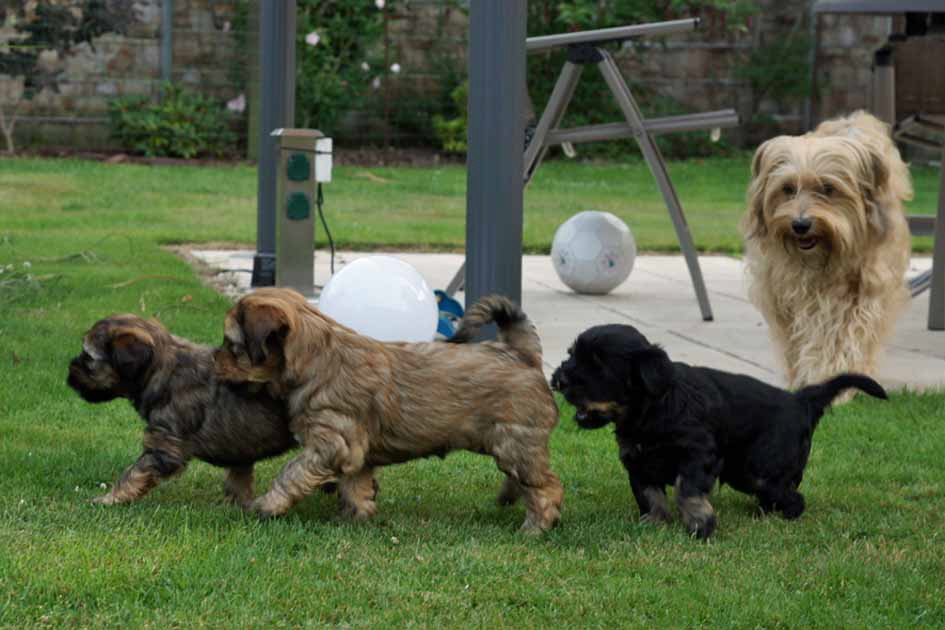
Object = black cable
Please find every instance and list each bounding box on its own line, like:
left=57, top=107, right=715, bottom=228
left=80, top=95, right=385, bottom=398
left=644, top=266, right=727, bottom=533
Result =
left=316, top=182, right=335, bottom=275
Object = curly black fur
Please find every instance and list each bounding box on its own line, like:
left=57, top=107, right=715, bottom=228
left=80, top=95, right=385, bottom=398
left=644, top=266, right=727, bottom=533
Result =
left=551, top=324, right=887, bottom=538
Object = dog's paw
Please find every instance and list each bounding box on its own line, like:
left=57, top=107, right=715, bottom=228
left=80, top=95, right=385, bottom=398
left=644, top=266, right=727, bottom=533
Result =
left=249, top=496, right=287, bottom=520
left=640, top=507, right=672, bottom=525
left=339, top=502, right=377, bottom=522
left=91, top=493, right=120, bottom=506
left=778, top=492, right=805, bottom=520
left=689, top=515, right=717, bottom=540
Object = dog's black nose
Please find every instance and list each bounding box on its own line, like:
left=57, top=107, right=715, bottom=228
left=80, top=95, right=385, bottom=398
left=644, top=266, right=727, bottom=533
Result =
left=791, top=217, right=812, bottom=235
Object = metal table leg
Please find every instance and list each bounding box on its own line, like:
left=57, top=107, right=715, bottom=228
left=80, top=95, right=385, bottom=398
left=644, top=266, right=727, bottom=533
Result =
left=928, top=142, right=945, bottom=330
left=597, top=50, right=714, bottom=321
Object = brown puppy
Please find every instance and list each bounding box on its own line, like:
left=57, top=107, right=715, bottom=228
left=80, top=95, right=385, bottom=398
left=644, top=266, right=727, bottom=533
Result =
left=214, top=289, right=563, bottom=533
left=67, top=314, right=296, bottom=507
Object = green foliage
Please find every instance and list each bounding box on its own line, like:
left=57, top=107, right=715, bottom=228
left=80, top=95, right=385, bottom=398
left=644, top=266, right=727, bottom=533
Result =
left=432, top=81, right=468, bottom=153
left=107, top=83, right=237, bottom=159
left=735, top=27, right=813, bottom=122
left=294, top=0, right=385, bottom=132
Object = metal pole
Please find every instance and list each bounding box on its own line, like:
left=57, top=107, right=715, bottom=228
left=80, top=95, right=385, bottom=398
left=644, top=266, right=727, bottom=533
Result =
left=928, top=142, right=945, bottom=330
left=252, top=0, right=297, bottom=287
left=160, top=0, right=173, bottom=84
left=525, top=18, right=698, bottom=52
left=597, top=50, right=713, bottom=321
left=465, top=0, right=527, bottom=309
left=804, top=3, right=817, bottom=130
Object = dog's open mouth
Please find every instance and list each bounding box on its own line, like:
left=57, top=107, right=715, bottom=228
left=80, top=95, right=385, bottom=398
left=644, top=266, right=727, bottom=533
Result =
left=796, top=236, right=818, bottom=250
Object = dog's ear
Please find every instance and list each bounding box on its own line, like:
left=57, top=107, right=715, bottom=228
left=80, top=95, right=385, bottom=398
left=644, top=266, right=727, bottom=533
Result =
left=631, top=346, right=674, bottom=396
left=849, top=139, right=896, bottom=236
left=742, top=138, right=778, bottom=239
left=241, top=303, right=290, bottom=366
left=109, top=328, right=154, bottom=381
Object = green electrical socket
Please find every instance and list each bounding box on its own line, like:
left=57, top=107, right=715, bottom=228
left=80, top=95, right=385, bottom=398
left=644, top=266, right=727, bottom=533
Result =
left=287, top=153, right=311, bottom=182
left=286, top=192, right=311, bottom=220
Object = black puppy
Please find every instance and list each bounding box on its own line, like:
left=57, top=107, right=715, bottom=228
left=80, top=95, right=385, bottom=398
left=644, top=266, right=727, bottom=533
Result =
left=551, top=324, right=887, bottom=538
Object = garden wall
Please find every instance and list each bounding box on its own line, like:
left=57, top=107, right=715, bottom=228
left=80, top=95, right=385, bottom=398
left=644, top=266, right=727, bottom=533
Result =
left=0, top=0, right=922, bottom=152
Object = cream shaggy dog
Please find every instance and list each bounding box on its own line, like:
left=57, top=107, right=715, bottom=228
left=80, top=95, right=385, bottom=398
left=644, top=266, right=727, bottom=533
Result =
left=741, top=111, right=912, bottom=393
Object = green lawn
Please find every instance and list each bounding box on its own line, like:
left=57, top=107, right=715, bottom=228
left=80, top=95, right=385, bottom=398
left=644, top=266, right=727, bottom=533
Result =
left=1, top=155, right=944, bottom=627
left=0, top=155, right=939, bottom=255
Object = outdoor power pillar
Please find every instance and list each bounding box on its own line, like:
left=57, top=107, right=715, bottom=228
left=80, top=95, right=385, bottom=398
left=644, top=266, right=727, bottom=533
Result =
left=272, top=128, right=332, bottom=297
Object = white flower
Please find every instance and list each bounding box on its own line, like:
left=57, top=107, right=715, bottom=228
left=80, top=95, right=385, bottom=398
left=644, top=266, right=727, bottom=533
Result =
left=305, top=31, right=320, bottom=46
left=22, top=261, right=30, bottom=269
left=361, top=61, right=370, bottom=72
left=376, top=0, right=385, bottom=8
left=372, top=76, right=381, bottom=89
left=226, top=93, right=246, bottom=113
left=390, top=63, right=401, bottom=74
left=99, top=482, right=108, bottom=490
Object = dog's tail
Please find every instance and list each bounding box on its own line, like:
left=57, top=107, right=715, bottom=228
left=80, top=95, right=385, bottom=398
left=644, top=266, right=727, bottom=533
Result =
left=448, top=295, right=543, bottom=368
left=795, top=373, right=888, bottom=424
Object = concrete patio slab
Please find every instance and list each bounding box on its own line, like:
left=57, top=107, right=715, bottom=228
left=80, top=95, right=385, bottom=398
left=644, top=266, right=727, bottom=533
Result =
left=191, top=250, right=943, bottom=392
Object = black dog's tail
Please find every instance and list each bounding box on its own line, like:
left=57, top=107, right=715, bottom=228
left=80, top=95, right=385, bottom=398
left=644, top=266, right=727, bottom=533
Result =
left=795, top=373, right=887, bottom=425
left=448, top=295, right=542, bottom=368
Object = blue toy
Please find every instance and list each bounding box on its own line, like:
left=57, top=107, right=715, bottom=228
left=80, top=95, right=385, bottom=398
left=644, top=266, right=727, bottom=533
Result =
left=435, top=290, right=464, bottom=339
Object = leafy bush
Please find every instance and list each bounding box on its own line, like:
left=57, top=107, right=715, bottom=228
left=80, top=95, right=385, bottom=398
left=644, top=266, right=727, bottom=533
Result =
left=107, top=83, right=237, bottom=158
left=294, top=1, right=385, bottom=132
left=432, top=81, right=468, bottom=153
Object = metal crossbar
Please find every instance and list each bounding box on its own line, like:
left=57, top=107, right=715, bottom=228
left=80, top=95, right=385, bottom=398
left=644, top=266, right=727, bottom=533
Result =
left=446, top=19, right=740, bottom=321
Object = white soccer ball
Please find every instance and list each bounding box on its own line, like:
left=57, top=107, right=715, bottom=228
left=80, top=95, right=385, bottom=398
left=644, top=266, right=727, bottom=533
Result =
left=551, top=210, right=637, bottom=295
left=317, top=255, right=439, bottom=342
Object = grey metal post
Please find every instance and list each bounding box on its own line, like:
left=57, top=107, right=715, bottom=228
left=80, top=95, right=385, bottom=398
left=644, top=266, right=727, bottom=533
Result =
left=252, top=0, right=297, bottom=287
left=597, top=50, right=713, bottom=321
left=465, top=0, right=527, bottom=308
left=160, top=0, right=173, bottom=83
left=929, top=142, right=945, bottom=330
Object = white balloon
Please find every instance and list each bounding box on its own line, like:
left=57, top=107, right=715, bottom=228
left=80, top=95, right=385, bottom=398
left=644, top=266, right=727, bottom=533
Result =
left=551, top=210, right=637, bottom=295
left=317, top=255, right=439, bottom=342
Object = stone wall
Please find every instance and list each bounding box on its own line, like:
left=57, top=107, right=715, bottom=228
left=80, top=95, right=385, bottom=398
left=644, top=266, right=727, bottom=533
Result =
left=0, top=1, right=928, bottom=152
left=0, top=0, right=241, bottom=149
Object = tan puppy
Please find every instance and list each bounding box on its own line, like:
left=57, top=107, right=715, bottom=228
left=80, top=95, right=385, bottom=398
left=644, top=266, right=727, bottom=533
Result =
left=741, top=111, right=912, bottom=393
left=214, top=289, right=563, bottom=533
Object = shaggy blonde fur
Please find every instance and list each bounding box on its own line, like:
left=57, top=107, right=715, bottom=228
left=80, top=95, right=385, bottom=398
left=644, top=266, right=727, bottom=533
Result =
left=741, top=111, right=912, bottom=393
left=214, top=288, right=563, bottom=533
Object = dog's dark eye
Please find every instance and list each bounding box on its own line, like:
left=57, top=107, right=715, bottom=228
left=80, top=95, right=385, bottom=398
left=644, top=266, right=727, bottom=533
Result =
left=782, top=183, right=796, bottom=197
left=822, top=183, right=834, bottom=197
